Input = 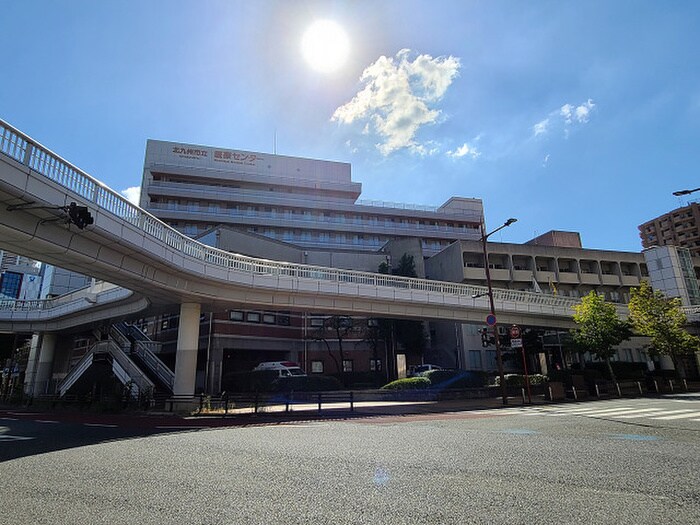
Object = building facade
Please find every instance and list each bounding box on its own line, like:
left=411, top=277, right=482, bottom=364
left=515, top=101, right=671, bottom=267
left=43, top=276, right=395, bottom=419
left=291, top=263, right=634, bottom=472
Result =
left=639, top=202, right=700, bottom=257
left=140, top=140, right=484, bottom=256
left=139, top=140, right=485, bottom=391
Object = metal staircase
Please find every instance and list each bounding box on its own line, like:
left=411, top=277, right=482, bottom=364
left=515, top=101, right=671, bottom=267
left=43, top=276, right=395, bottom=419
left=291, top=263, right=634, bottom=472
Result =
left=57, top=340, right=155, bottom=398
left=112, top=322, right=174, bottom=394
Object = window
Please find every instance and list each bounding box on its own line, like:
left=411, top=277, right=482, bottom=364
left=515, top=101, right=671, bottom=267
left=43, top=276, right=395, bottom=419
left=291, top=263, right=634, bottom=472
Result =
left=469, top=350, right=482, bottom=369
left=370, top=359, right=382, bottom=371
left=0, top=271, right=22, bottom=299
left=342, top=359, right=353, bottom=372
left=311, top=360, right=324, bottom=374
left=246, top=312, right=261, bottom=323
left=229, top=310, right=244, bottom=321
left=310, top=317, right=324, bottom=327
left=263, top=314, right=276, bottom=324
left=278, top=314, right=290, bottom=326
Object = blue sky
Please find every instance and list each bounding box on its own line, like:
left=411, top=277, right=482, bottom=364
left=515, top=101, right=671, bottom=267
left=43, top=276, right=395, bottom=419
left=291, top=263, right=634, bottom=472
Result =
left=2, top=1, right=699, bottom=252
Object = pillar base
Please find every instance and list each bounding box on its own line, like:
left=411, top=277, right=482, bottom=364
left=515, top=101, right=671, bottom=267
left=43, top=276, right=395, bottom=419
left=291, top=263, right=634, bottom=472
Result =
left=165, top=396, right=199, bottom=413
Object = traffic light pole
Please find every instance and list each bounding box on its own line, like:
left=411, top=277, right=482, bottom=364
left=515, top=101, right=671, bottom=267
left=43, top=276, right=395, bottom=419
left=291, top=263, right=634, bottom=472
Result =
left=481, top=221, right=509, bottom=406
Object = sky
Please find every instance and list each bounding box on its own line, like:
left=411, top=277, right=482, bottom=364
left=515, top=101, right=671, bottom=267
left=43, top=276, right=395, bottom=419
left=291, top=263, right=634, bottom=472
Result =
left=2, top=0, right=699, bottom=252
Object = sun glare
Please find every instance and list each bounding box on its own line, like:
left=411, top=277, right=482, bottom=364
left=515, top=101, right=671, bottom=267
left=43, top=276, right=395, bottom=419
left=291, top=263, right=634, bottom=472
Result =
left=301, top=20, right=349, bottom=74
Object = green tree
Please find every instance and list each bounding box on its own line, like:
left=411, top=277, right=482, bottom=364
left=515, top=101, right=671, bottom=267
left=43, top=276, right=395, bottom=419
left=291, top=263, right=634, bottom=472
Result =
left=571, top=291, right=632, bottom=381
left=628, top=281, right=700, bottom=379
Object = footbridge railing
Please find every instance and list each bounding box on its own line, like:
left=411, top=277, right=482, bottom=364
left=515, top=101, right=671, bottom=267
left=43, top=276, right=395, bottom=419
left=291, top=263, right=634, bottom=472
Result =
left=1, top=118, right=580, bottom=316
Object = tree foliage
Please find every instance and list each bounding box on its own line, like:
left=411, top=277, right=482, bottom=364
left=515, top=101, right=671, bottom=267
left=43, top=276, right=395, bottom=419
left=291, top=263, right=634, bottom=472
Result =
left=628, top=281, right=700, bottom=379
left=571, top=291, right=632, bottom=381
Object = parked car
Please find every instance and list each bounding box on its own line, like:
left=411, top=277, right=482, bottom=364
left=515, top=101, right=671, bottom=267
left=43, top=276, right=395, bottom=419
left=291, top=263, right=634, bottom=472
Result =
left=408, top=364, right=443, bottom=377
left=253, top=361, right=307, bottom=378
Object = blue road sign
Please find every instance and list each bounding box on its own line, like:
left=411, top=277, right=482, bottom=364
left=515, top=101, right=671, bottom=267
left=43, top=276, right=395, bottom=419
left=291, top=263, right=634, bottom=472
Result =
left=486, top=314, right=497, bottom=326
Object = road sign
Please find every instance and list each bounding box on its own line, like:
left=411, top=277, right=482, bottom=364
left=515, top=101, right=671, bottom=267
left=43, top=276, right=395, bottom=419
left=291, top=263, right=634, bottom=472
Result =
left=510, top=338, right=523, bottom=348
left=486, top=314, right=497, bottom=326
left=509, top=325, right=521, bottom=339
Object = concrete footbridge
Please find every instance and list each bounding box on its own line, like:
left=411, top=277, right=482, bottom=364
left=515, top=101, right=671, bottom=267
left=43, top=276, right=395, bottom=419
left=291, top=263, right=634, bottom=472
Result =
left=0, top=118, right=584, bottom=398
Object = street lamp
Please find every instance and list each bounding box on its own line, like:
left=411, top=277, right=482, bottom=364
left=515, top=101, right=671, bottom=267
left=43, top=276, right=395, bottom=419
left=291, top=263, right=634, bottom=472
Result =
left=480, top=217, right=517, bottom=405
left=673, top=188, right=700, bottom=196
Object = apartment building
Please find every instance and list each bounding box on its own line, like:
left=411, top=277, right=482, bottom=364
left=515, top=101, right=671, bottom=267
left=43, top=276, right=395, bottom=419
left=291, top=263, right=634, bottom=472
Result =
left=639, top=202, right=700, bottom=257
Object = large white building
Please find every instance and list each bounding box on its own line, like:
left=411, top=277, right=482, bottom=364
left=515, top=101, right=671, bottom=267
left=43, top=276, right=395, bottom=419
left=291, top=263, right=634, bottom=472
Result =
left=140, top=140, right=484, bottom=256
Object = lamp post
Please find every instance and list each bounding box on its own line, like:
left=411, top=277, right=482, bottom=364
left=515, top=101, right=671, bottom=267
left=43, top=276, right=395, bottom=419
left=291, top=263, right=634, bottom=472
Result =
left=480, top=217, right=517, bottom=405
left=673, top=188, right=700, bottom=196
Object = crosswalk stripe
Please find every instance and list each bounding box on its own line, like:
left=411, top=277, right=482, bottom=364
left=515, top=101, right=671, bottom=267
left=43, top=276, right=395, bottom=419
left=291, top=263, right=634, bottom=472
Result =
left=617, top=409, right=694, bottom=419
left=650, top=411, right=700, bottom=420
left=605, top=408, right=675, bottom=417
left=582, top=408, right=664, bottom=417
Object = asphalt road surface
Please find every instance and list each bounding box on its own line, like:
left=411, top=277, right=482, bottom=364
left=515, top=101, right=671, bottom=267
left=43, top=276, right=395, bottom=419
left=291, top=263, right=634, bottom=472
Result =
left=1, top=396, right=699, bottom=524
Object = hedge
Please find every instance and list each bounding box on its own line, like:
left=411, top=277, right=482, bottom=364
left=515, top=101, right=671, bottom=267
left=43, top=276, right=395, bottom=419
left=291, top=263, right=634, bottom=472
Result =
left=381, top=377, right=431, bottom=390
left=422, top=369, right=487, bottom=389
left=494, top=373, right=549, bottom=387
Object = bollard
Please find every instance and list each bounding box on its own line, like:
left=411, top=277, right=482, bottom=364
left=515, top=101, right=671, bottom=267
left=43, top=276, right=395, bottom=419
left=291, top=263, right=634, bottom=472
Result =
left=318, top=393, right=323, bottom=413
left=521, top=388, right=526, bottom=404
left=654, top=380, right=659, bottom=394
left=572, top=386, right=578, bottom=401
left=548, top=385, right=553, bottom=401
left=637, top=381, right=643, bottom=395
left=683, top=379, right=688, bottom=391
left=669, top=379, right=674, bottom=393
left=616, top=382, right=622, bottom=397
left=350, top=391, right=354, bottom=412
left=595, top=384, right=600, bottom=398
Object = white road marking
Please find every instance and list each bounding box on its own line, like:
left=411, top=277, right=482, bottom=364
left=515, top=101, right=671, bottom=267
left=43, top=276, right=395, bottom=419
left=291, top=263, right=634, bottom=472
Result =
left=0, top=417, right=19, bottom=421
left=617, top=409, right=695, bottom=419
left=35, top=420, right=59, bottom=424
left=650, top=411, right=700, bottom=420
left=83, top=423, right=118, bottom=428
left=0, top=434, right=35, bottom=441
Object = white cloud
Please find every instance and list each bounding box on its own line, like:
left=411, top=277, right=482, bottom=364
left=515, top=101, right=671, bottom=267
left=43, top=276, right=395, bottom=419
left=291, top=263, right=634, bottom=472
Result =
left=574, top=99, right=594, bottom=123
left=533, top=118, right=549, bottom=136
left=121, top=186, right=141, bottom=205
left=447, top=143, right=481, bottom=159
left=332, top=49, right=461, bottom=155
left=542, top=154, right=550, bottom=167
left=534, top=99, right=596, bottom=137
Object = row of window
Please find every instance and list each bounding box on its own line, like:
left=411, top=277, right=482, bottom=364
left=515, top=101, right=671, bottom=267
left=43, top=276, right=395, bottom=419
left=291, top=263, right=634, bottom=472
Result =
left=228, top=310, right=291, bottom=326
left=310, top=359, right=382, bottom=374
left=152, top=199, right=477, bottom=231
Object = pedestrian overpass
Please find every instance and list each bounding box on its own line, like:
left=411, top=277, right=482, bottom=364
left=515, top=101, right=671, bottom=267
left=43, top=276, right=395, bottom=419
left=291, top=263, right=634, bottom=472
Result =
left=0, top=118, right=586, bottom=400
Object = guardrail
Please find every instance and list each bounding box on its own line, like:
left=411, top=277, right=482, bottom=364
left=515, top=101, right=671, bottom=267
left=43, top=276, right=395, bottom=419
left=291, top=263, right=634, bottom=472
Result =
left=0, top=117, right=579, bottom=315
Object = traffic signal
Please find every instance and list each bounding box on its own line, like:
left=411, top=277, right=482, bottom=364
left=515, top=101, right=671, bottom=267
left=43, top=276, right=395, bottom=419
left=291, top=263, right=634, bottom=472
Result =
left=67, top=202, right=94, bottom=230
left=480, top=328, right=494, bottom=347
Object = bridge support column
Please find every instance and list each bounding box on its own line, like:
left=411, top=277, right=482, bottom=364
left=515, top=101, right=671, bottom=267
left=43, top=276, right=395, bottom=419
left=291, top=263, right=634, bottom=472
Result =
left=23, top=334, right=41, bottom=395
left=172, top=303, right=201, bottom=404
left=32, top=333, right=57, bottom=396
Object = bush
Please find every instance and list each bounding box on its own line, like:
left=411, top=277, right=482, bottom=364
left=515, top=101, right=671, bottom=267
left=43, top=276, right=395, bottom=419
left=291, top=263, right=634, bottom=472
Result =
left=578, top=361, right=647, bottom=380
left=494, top=373, right=548, bottom=387
left=549, top=368, right=604, bottom=385
left=381, top=377, right=431, bottom=390
left=423, top=369, right=486, bottom=389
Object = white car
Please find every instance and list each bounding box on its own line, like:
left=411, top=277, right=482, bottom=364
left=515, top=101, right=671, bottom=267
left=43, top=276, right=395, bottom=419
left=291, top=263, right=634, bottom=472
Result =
left=253, top=361, right=307, bottom=378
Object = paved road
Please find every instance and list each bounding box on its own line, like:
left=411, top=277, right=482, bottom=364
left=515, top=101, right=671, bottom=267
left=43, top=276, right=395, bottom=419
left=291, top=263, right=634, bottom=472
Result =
left=1, top=396, right=699, bottom=524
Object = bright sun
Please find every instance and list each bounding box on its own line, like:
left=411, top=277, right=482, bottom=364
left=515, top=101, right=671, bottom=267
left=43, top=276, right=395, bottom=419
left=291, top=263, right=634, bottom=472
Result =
left=301, top=20, right=349, bottom=73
